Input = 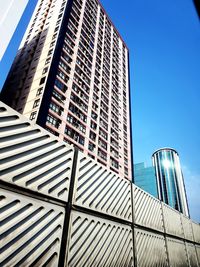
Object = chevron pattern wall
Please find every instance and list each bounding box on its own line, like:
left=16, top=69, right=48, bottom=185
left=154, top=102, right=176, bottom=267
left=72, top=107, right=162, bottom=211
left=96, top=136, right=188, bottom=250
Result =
left=0, top=101, right=200, bottom=267
left=67, top=211, right=134, bottom=267
left=0, top=103, right=74, bottom=203
left=0, top=188, right=65, bottom=267
left=73, top=153, right=132, bottom=222
left=135, top=228, right=168, bottom=267
left=133, top=185, right=164, bottom=232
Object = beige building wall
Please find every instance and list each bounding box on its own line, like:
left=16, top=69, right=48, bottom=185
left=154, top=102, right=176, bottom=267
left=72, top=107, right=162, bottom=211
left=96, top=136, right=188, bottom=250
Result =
left=1, top=0, right=132, bottom=180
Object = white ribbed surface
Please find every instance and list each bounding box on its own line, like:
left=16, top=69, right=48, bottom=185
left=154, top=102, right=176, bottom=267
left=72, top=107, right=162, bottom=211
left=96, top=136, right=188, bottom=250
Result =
left=1, top=101, right=200, bottom=267
left=73, top=154, right=132, bottom=222
left=133, top=185, right=164, bottom=232
left=0, top=188, right=65, bottom=267
left=135, top=228, right=168, bottom=267
left=67, top=210, right=134, bottom=267
left=0, top=102, right=74, bottom=202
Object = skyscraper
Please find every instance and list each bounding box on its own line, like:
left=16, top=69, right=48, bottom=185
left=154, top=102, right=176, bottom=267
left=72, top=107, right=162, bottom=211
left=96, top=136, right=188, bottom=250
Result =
left=0, top=0, right=29, bottom=60
left=134, top=162, right=158, bottom=198
left=0, top=0, right=132, bottom=180
left=152, top=148, right=189, bottom=216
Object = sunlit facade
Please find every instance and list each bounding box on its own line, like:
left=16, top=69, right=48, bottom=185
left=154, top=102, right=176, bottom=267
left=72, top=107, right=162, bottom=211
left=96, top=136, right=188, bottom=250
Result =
left=0, top=0, right=132, bottom=180
left=152, top=148, right=189, bottom=216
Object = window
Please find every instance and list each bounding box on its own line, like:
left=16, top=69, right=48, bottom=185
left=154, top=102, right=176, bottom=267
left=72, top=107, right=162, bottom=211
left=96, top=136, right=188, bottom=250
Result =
left=46, top=114, right=60, bottom=128
left=55, top=78, right=67, bottom=92
left=65, top=126, right=85, bottom=145
left=57, top=70, right=66, bottom=80
left=45, top=57, right=51, bottom=65
left=36, top=88, right=43, bottom=96
left=89, top=131, right=96, bottom=141
left=98, top=149, right=107, bottom=161
left=30, top=112, right=37, bottom=120
left=48, top=49, right=53, bottom=56
left=33, top=99, right=40, bottom=108
left=90, top=121, right=97, bottom=130
left=49, top=102, right=61, bottom=115
left=88, top=142, right=95, bottom=152
left=39, top=77, right=46, bottom=85
left=42, top=67, right=48, bottom=74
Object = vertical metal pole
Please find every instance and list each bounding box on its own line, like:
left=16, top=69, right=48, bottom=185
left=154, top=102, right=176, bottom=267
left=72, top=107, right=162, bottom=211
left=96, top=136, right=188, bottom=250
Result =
left=161, top=202, right=170, bottom=267
left=58, top=148, right=79, bottom=267
left=131, top=183, right=137, bottom=267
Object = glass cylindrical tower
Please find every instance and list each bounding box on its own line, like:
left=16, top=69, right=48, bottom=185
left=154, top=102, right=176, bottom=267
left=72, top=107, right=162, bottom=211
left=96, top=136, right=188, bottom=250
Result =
left=152, top=148, right=189, bottom=217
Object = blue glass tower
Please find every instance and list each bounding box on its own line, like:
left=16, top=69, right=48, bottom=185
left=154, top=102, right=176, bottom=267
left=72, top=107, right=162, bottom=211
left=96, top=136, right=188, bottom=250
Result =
left=152, top=148, right=189, bottom=216
left=134, top=162, right=158, bottom=198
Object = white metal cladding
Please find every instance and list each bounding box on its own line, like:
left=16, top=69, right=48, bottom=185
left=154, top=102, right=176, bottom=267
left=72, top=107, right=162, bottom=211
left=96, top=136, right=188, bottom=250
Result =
left=0, top=188, right=65, bottom=267
left=133, top=184, right=164, bottom=232
left=73, top=154, right=132, bottom=222
left=186, top=243, right=199, bottom=267
left=66, top=210, right=134, bottom=267
left=0, top=102, right=74, bottom=202
left=167, top=237, right=188, bottom=267
left=135, top=228, right=168, bottom=267
left=181, top=214, right=194, bottom=242
left=196, top=245, right=200, bottom=265
left=192, top=221, right=200, bottom=244
left=162, top=203, right=184, bottom=238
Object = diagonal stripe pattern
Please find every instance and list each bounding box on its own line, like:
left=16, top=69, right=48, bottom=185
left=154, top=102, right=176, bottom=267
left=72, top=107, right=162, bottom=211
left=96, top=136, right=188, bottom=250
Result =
left=73, top=154, right=132, bottom=222
left=133, top=185, right=164, bottom=232
left=0, top=188, right=65, bottom=267
left=67, top=211, right=134, bottom=267
left=135, top=228, right=168, bottom=267
left=0, top=102, right=74, bottom=202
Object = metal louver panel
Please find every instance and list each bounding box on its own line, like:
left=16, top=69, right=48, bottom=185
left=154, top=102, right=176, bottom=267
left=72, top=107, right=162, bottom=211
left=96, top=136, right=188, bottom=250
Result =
left=182, top=214, right=194, bottom=241
left=0, top=188, right=65, bottom=267
left=135, top=228, right=168, bottom=267
left=167, top=237, right=188, bottom=267
left=186, top=243, right=199, bottom=267
left=73, top=154, right=132, bottom=222
left=133, top=185, right=164, bottom=232
left=162, top=203, right=184, bottom=238
left=67, top=210, right=134, bottom=267
left=192, top=222, right=200, bottom=244
left=196, top=245, right=200, bottom=265
left=0, top=102, right=74, bottom=202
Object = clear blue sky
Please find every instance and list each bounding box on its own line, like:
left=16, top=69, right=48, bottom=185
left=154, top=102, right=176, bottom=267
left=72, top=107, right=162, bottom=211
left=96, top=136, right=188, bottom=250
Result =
left=0, top=0, right=199, bottom=222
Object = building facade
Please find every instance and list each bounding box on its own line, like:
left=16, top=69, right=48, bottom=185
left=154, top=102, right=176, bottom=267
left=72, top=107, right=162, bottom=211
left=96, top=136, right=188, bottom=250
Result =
left=152, top=148, right=189, bottom=216
left=134, top=162, right=158, bottom=198
left=0, top=0, right=29, bottom=61
left=0, top=0, right=132, bottom=180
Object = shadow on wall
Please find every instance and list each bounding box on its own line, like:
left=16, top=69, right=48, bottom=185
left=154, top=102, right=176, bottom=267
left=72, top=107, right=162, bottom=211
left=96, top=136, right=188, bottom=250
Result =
left=0, top=27, right=49, bottom=113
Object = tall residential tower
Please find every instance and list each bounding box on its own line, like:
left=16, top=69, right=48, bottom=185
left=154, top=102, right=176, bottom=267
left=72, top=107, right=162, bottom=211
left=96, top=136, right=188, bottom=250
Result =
left=1, top=0, right=132, bottom=180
